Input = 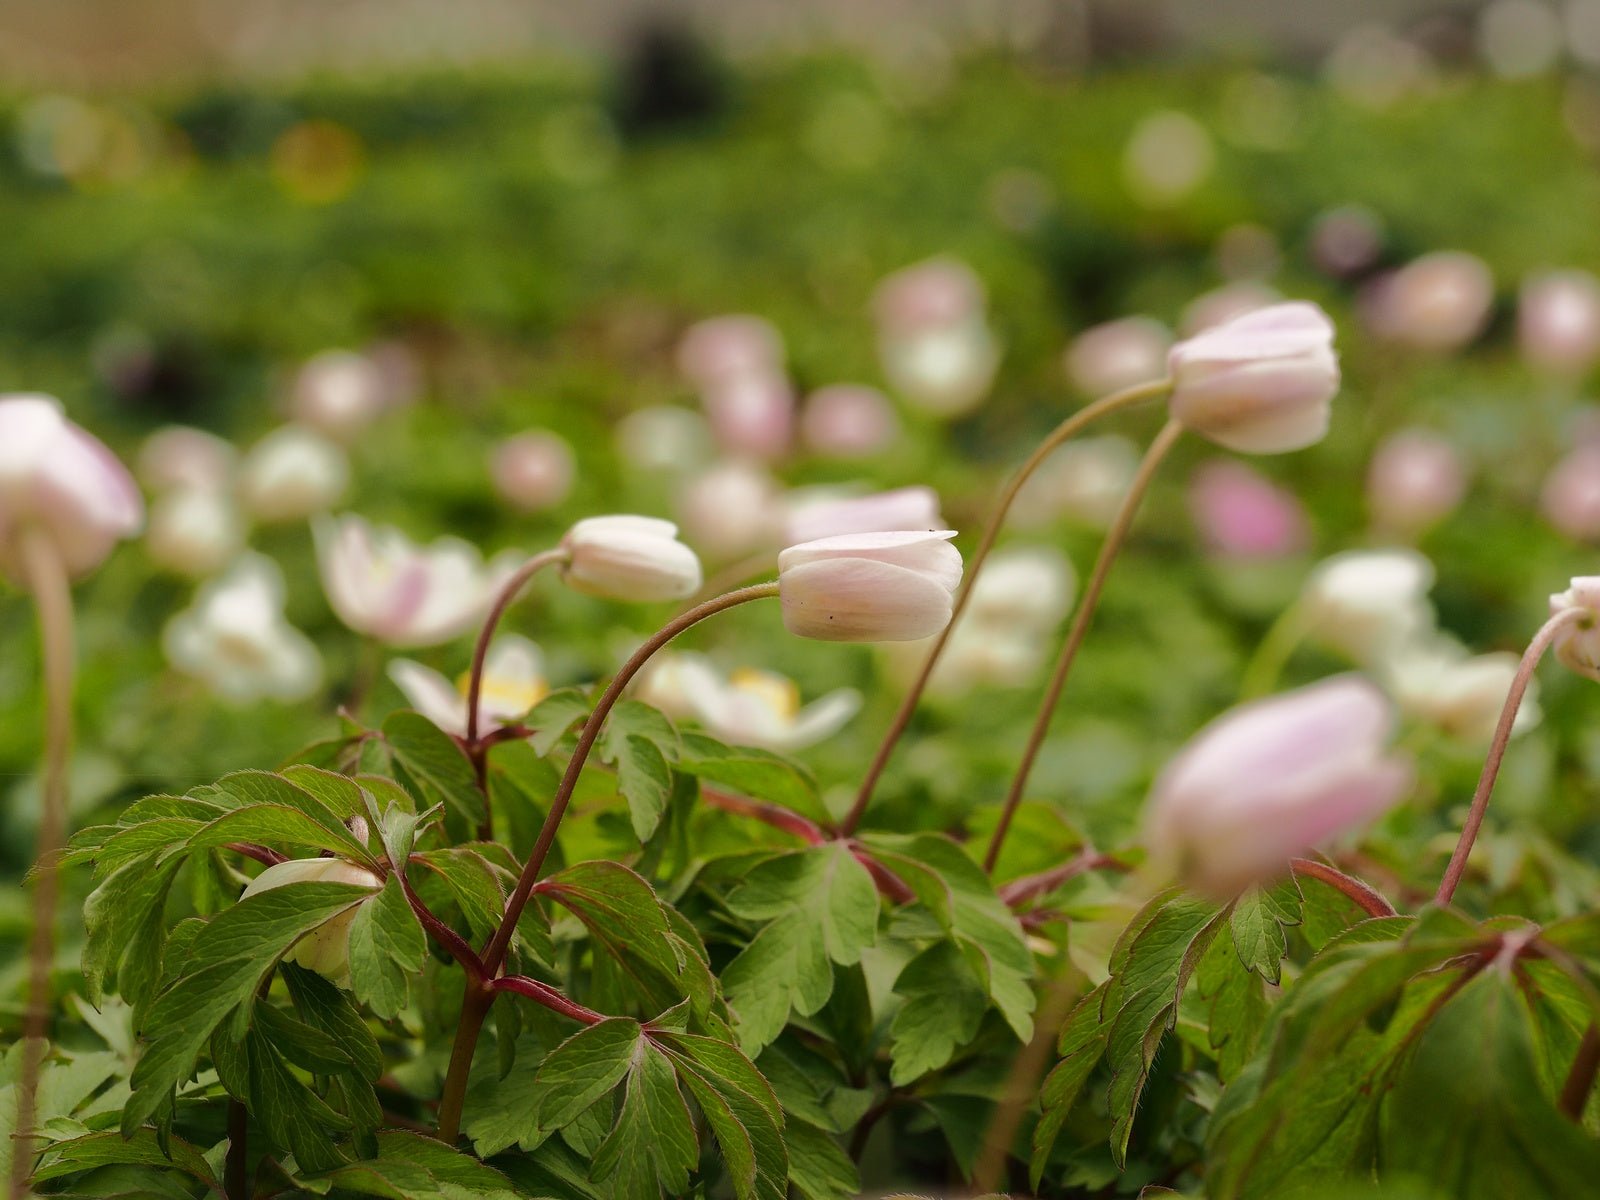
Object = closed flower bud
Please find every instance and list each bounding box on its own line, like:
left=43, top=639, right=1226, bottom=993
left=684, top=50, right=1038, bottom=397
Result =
left=1366, top=429, right=1469, bottom=536
left=138, top=425, right=237, bottom=493
left=238, top=424, right=349, bottom=523
left=800, top=384, right=900, bottom=459
left=1385, top=638, right=1537, bottom=743
left=784, top=485, right=943, bottom=546
left=239, top=857, right=382, bottom=986
left=0, top=393, right=143, bottom=583
left=1519, top=269, right=1600, bottom=376
left=1541, top=446, right=1600, bottom=541
left=676, top=460, right=782, bottom=560
left=700, top=369, right=794, bottom=460
left=1550, top=578, right=1600, bottom=681
left=290, top=349, right=388, bottom=442
left=1144, top=675, right=1413, bottom=896
left=1301, top=548, right=1437, bottom=663
left=561, top=515, right=702, bottom=603
left=778, top=529, right=962, bottom=642
left=677, top=314, right=784, bottom=390
left=1362, top=251, right=1494, bottom=352
left=1189, top=460, right=1310, bottom=560
left=874, top=257, right=999, bottom=418
left=490, top=430, right=576, bottom=513
left=1167, top=302, right=1340, bottom=454
left=146, top=486, right=245, bottom=578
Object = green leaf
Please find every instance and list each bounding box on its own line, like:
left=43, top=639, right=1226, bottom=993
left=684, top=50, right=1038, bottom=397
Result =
left=206, top=770, right=372, bottom=861
left=346, top=875, right=426, bottom=1019
left=220, top=1025, right=355, bottom=1173
left=281, top=963, right=383, bottom=1083
left=124, top=881, right=376, bottom=1135
left=383, top=710, right=485, bottom=828
left=1031, top=983, right=1112, bottom=1188
left=412, top=847, right=510, bottom=948
left=305, top=1130, right=532, bottom=1199
left=887, top=939, right=990, bottom=1085
left=755, top=1040, right=873, bottom=1135
left=720, top=913, right=833, bottom=1055
left=783, top=1121, right=859, bottom=1200
left=82, top=855, right=183, bottom=1009
left=589, top=1040, right=699, bottom=1200
left=32, top=1130, right=219, bottom=1190
left=677, top=732, right=821, bottom=819
left=1194, top=930, right=1270, bottom=1084
left=531, top=1019, right=643, bottom=1132
left=1229, top=877, right=1303, bottom=985
left=657, top=1037, right=787, bottom=1200
left=606, top=737, right=675, bottom=844
left=524, top=687, right=591, bottom=755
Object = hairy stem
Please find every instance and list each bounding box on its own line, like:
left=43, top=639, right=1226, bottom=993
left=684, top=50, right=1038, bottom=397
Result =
left=463, top=547, right=570, bottom=839
left=10, top=528, right=75, bottom=1200
left=434, top=582, right=780, bottom=1140
left=984, top=418, right=1184, bottom=872
left=840, top=378, right=1170, bottom=837
left=1288, top=857, right=1398, bottom=919
left=1561, top=1025, right=1600, bottom=1121
left=1434, top=607, right=1584, bottom=906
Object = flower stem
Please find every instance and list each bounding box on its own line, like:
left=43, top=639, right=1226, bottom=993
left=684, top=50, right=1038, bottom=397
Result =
left=1288, top=857, right=1397, bottom=919
left=1561, top=1024, right=1600, bottom=1121
left=984, top=418, right=1184, bottom=873
left=11, top=528, right=75, bottom=1200
left=1238, top=600, right=1309, bottom=700
left=998, top=847, right=1129, bottom=909
left=840, top=378, right=1170, bottom=837
left=225, top=1099, right=249, bottom=1200
left=433, top=581, right=780, bottom=1141
left=463, top=547, right=570, bottom=839
left=1434, top=607, right=1584, bottom=906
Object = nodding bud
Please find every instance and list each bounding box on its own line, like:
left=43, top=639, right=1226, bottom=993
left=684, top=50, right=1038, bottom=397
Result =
left=783, top=485, right=944, bottom=547
left=560, top=515, right=703, bottom=603
left=1167, top=302, right=1340, bottom=455
left=1551, top=578, right=1600, bottom=681
left=239, top=858, right=382, bottom=986
left=778, top=529, right=962, bottom=642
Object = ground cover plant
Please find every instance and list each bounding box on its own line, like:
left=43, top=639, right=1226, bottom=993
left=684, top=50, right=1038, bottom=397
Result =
left=6, top=25, right=1600, bottom=1200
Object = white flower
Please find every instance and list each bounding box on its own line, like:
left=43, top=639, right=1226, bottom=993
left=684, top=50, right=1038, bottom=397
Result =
left=238, top=424, right=349, bottom=523
left=1385, top=637, right=1538, bottom=743
left=138, top=425, right=237, bottom=493
left=560, top=515, right=702, bottom=603
left=315, top=514, right=496, bottom=647
left=637, top=652, right=859, bottom=752
left=779, top=529, right=963, bottom=642
left=387, top=636, right=549, bottom=738
left=1301, top=548, right=1437, bottom=663
left=489, top=431, right=576, bottom=513
left=1550, top=578, right=1600, bottom=681
left=963, top=547, right=1076, bottom=632
left=0, top=393, right=143, bottom=583
left=290, top=349, right=389, bottom=442
left=163, top=552, right=322, bottom=703
left=676, top=461, right=783, bottom=560
left=145, top=486, right=246, bottom=578
left=239, top=857, right=382, bottom=986
left=873, top=258, right=999, bottom=417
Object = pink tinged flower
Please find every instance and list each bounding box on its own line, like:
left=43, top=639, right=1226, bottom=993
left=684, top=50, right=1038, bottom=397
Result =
left=1540, top=446, right=1600, bottom=541
left=1178, top=282, right=1280, bottom=337
left=800, top=384, right=901, bottom=458
left=1361, top=252, right=1495, bottom=352
left=873, top=257, right=985, bottom=333
left=1519, top=269, right=1600, bottom=376
left=1012, top=435, right=1139, bottom=530
left=1188, top=460, right=1310, bottom=560
left=778, top=529, right=962, bottom=642
left=700, top=369, right=794, bottom=460
left=1063, top=316, right=1173, bottom=397
left=783, top=485, right=944, bottom=547
left=873, top=257, right=999, bottom=418
left=1144, top=675, right=1413, bottom=896
left=676, top=460, right=782, bottom=559
left=0, top=393, right=143, bottom=583
left=677, top=315, right=785, bottom=390
left=560, top=515, right=702, bottom=603
left=1167, top=302, right=1341, bottom=454
left=962, top=546, right=1076, bottom=632
left=1551, top=578, right=1600, bottom=681
left=1366, top=429, right=1468, bottom=535
left=138, top=425, right=237, bottom=493
left=291, top=349, right=388, bottom=442
left=490, top=430, right=576, bottom=513
left=162, top=552, right=322, bottom=703
left=315, top=514, right=496, bottom=647
left=238, top=424, right=349, bottom=523
left=387, top=635, right=548, bottom=737
left=644, top=652, right=861, bottom=752
left=239, top=858, right=382, bottom=986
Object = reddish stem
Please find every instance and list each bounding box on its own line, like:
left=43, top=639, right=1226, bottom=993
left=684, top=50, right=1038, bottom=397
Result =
left=227, top=842, right=287, bottom=867
left=1561, top=1025, right=1600, bottom=1121
left=700, top=786, right=827, bottom=844
left=399, top=870, right=486, bottom=984
left=998, top=848, right=1128, bottom=909
left=492, top=975, right=606, bottom=1026
left=1288, top=857, right=1398, bottom=919
left=1434, top=607, right=1585, bottom=906
left=847, top=844, right=916, bottom=904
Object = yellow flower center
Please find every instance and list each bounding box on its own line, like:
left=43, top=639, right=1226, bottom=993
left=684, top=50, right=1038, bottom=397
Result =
left=455, top=670, right=548, bottom=714
left=728, top=667, right=800, bottom=722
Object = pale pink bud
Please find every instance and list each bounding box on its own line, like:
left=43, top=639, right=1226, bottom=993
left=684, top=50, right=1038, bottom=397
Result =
left=873, top=257, right=984, bottom=334
left=138, top=425, right=237, bottom=493
left=290, top=349, right=387, bottom=442
left=1188, top=460, right=1310, bottom=560
left=1144, top=675, right=1413, bottom=896
left=314, top=515, right=496, bottom=647
left=677, top=315, right=784, bottom=389
left=874, top=258, right=998, bottom=417
left=1167, top=302, right=1340, bottom=454
left=561, top=515, right=702, bottom=603
left=1362, top=252, right=1495, bottom=352
left=1551, top=577, right=1600, bottom=681
left=778, top=529, right=962, bottom=642
left=700, top=369, right=794, bottom=460
left=1519, top=269, right=1600, bottom=376
left=0, top=394, right=143, bottom=583
left=1063, top=317, right=1172, bottom=397
left=616, top=406, right=712, bottom=475
left=1541, top=446, right=1600, bottom=541
left=1179, top=282, right=1280, bottom=337
left=1309, top=205, right=1385, bottom=279
left=783, top=485, right=943, bottom=546
left=1366, top=429, right=1468, bottom=535
left=239, top=857, right=381, bottom=985
left=490, top=431, right=576, bottom=513
left=676, top=460, right=782, bottom=560
left=800, top=384, right=901, bottom=458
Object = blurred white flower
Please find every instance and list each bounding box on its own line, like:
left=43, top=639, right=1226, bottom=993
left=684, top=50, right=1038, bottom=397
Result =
left=784, top=485, right=943, bottom=546
left=1309, top=205, right=1385, bottom=278
left=490, top=430, right=576, bottom=513
left=637, top=652, right=859, bottom=752
left=700, top=369, right=794, bottom=460
left=1541, top=445, right=1600, bottom=541
left=138, top=425, right=237, bottom=493
left=291, top=349, right=388, bottom=442
left=388, top=635, right=548, bottom=738
left=1123, top=110, right=1214, bottom=207
left=800, top=384, right=901, bottom=459
left=677, top=315, right=785, bottom=391
left=1385, top=637, right=1538, bottom=743
left=315, top=514, right=496, bottom=647
left=963, top=546, right=1076, bottom=631
left=146, top=487, right=246, bottom=578
left=873, top=257, right=999, bottom=418
left=1519, top=269, right=1600, bottom=376
left=163, top=552, right=322, bottom=702
left=1063, top=317, right=1172, bottom=397
left=1013, top=434, right=1140, bottom=531
left=676, top=459, right=783, bottom=560
left=1179, top=282, right=1282, bottom=337
left=1301, top=548, right=1437, bottom=664
left=238, top=424, right=350, bottom=523
left=1366, top=429, right=1468, bottom=537
left=1362, top=252, right=1495, bottom=353
left=616, top=406, right=713, bottom=475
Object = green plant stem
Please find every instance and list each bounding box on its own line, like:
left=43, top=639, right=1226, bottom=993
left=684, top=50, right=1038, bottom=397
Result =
left=839, top=378, right=1170, bottom=837
left=1238, top=599, right=1309, bottom=700
left=983, top=418, right=1184, bottom=873
left=1434, top=606, right=1584, bottom=906
left=463, top=547, right=570, bottom=840
left=433, top=581, right=780, bottom=1142
left=10, top=528, right=75, bottom=1200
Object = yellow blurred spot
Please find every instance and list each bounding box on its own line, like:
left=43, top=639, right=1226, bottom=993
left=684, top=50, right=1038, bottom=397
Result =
left=271, top=119, right=363, bottom=205
left=728, top=668, right=799, bottom=721
left=456, top=670, right=548, bottom=715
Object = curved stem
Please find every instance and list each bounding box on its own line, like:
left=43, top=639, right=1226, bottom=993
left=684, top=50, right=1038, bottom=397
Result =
left=840, top=379, right=1170, bottom=837
left=700, top=786, right=826, bottom=844
left=1238, top=600, right=1309, bottom=700
left=681, top=549, right=776, bottom=612
left=998, top=847, right=1129, bottom=909
left=435, top=582, right=780, bottom=1141
left=11, top=528, right=75, bottom=1200
left=1434, top=607, right=1584, bottom=906
left=463, top=549, right=570, bottom=839
left=492, top=975, right=606, bottom=1026
left=1561, top=1024, right=1600, bottom=1121
left=984, top=418, right=1184, bottom=873
left=1288, top=857, right=1397, bottom=919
